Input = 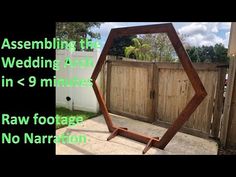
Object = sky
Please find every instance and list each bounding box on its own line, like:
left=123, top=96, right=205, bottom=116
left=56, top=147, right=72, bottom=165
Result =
left=92, top=22, right=231, bottom=50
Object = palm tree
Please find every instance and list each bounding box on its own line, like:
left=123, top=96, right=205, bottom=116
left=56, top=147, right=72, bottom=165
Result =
left=124, top=38, right=152, bottom=61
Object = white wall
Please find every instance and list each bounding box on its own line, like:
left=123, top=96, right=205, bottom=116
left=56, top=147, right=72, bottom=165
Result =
left=56, top=50, right=100, bottom=113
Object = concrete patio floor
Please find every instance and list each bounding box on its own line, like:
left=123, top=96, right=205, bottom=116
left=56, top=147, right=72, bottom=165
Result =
left=56, top=114, right=218, bottom=155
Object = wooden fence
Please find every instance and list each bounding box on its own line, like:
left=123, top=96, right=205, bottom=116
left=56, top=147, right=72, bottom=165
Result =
left=103, top=59, right=227, bottom=138
left=220, top=56, right=236, bottom=148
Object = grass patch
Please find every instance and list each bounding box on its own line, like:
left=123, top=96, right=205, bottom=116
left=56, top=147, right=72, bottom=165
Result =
left=56, top=107, right=98, bottom=129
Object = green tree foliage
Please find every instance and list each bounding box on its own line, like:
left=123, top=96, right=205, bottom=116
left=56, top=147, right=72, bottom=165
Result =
left=140, top=33, right=175, bottom=62
left=186, top=43, right=229, bottom=63
left=108, top=35, right=137, bottom=57
left=186, top=46, right=200, bottom=62
left=124, top=33, right=187, bottom=62
left=124, top=38, right=152, bottom=60
left=56, top=22, right=102, bottom=50
left=214, top=43, right=229, bottom=62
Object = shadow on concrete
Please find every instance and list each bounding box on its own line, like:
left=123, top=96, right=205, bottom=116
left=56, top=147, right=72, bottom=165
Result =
left=66, top=128, right=108, bottom=134
left=64, top=143, right=94, bottom=155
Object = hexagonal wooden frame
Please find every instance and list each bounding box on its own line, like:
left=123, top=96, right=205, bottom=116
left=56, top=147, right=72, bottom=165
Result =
left=90, top=23, right=207, bottom=154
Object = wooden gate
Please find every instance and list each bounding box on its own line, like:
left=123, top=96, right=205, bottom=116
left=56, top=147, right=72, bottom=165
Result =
left=105, top=59, right=227, bottom=138
left=106, top=60, right=154, bottom=122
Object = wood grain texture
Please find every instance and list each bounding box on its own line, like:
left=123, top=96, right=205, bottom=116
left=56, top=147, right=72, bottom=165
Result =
left=108, top=61, right=154, bottom=122
left=156, top=67, right=218, bottom=136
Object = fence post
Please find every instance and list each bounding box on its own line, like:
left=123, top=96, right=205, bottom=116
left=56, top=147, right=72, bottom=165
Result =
left=211, top=67, right=227, bottom=138
left=220, top=58, right=236, bottom=147
left=106, top=60, right=112, bottom=110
